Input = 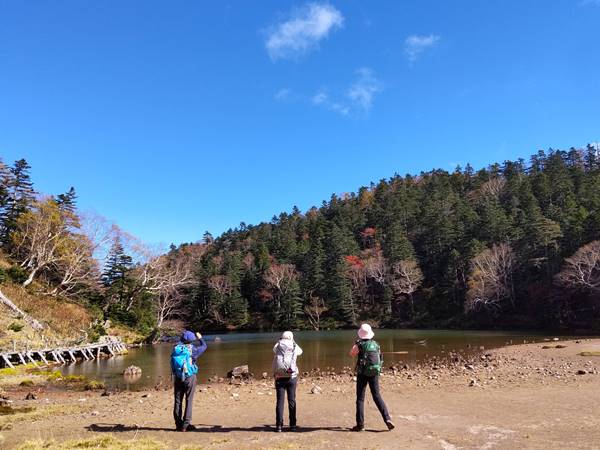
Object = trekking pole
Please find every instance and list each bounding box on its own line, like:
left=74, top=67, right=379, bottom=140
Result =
left=381, top=351, right=409, bottom=355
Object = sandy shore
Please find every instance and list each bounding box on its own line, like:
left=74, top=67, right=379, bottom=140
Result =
left=2, top=338, right=600, bottom=449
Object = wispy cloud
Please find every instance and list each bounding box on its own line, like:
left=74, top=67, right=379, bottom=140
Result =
left=311, top=91, right=328, bottom=105
left=310, top=68, right=382, bottom=116
left=265, top=3, right=344, bottom=61
left=404, top=34, right=440, bottom=64
left=311, top=90, right=350, bottom=116
left=347, top=68, right=382, bottom=112
left=274, top=88, right=292, bottom=101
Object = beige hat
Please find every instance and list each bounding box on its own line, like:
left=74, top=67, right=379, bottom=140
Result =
left=281, top=331, right=294, bottom=341
left=357, top=323, right=374, bottom=339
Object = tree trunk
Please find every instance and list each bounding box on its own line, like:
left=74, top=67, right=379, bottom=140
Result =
left=22, top=267, right=38, bottom=287
left=0, top=288, right=44, bottom=331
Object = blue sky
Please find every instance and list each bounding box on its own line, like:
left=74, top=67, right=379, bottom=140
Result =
left=1, top=1, right=599, bottom=246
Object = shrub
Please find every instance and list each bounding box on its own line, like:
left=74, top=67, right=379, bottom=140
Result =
left=45, top=371, right=63, bottom=381
left=19, top=379, right=34, bottom=387
left=61, top=375, right=86, bottom=383
left=6, top=266, right=27, bottom=284
left=84, top=379, right=105, bottom=390
left=88, top=323, right=107, bottom=343
left=7, top=322, right=24, bottom=333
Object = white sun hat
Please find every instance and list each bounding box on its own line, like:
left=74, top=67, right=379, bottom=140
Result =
left=281, top=331, right=294, bottom=341
left=357, top=323, right=374, bottom=340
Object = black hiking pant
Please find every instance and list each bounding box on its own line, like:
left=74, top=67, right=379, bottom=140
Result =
left=356, top=374, right=390, bottom=426
left=173, top=374, right=197, bottom=429
left=275, top=376, right=297, bottom=427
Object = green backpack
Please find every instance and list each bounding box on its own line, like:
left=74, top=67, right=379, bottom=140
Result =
left=357, top=339, right=382, bottom=376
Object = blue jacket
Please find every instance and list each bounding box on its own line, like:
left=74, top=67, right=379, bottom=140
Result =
left=191, top=338, right=208, bottom=360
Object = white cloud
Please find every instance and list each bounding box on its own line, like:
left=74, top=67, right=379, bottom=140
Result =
left=265, top=3, right=344, bottom=61
left=311, top=90, right=349, bottom=115
left=274, top=88, right=292, bottom=101
left=404, top=34, right=440, bottom=63
left=347, top=67, right=382, bottom=112
left=312, top=91, right=328, bottom=105
left=310, top=68, right=382, bottom=116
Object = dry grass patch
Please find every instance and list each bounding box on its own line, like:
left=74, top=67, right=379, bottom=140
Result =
left=0, top=404, right=85, bottom=430
left=2, top=284, right=91, bottom=340
left=0, top=365, right=62, bottom=388
left=15, top=436, right=202, bottom=450
left=579, top=351, right=600, bottom=356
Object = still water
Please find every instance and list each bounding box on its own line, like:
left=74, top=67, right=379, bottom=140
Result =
left=60, top=329, right=553, bottom=390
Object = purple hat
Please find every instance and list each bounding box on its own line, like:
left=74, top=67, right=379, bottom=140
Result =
left=181, top=330, right=196, bottom=344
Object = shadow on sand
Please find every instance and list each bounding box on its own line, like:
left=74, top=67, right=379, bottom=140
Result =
left=86, top=423, right=375, bottom=433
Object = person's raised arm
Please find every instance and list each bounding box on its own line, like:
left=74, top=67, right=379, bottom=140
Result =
left=191, top=332, right=207, bottom=359
left=349, top=344, right=359, bottom=357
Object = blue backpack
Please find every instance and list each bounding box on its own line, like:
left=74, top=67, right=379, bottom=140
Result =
left=170, top=344, right=198, bottom=381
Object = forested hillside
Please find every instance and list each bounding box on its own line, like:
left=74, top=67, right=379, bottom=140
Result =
left=2, top=146, right=600, bottom=342
left=187, top=146, right=600, bottom=331
left=0, top=158, right=199, bottom=344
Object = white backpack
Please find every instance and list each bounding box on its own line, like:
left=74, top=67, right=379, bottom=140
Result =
left=274, top=341, right=296, bottom=377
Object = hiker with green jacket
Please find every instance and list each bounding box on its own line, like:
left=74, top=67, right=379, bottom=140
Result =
left=349, top=323, right=395, bottom=432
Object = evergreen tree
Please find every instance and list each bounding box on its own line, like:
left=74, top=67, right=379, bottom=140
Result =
left=383, top=222, right=415, bottom=264
left=277, top=274, right=303, bottom=329
left=102, top=237, right=133, bottom=286
left=56, top=187, right=77, bottom=214
left=0, top=159, right=10, bottom=232
left=1, top=159, right=36, bottom=243
left=302, top=219, right=326, bottom=297
left=324, top=225, right=355, bottom=325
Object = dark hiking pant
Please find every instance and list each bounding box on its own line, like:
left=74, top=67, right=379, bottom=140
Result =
left=173, top=374, right=197, bottom=429
left=356, top=374, right=390, bottom=426
left=275, top=376, right=298, bottom=427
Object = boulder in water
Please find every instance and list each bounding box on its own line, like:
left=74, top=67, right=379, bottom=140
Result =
left=123, top=365, right=142, bottom=376
left=227, top=365, right=252, bottom=380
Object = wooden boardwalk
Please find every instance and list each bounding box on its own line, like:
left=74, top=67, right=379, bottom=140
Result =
left=0, top=336, right=128, bottom=369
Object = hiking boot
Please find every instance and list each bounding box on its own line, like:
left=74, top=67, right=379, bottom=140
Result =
left=289, top=425, right=297, bottom=432
left=351, top=425, right=365, bottom=432
left=275, top=425, right=283, bottom=433
left=385, top=420, right=396, bottom=431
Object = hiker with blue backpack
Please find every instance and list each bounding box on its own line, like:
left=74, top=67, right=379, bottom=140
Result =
left=349, top=323, right=395, bottom=432
left=272, top=331, right=303, bottom=432
left=171, top=330, right=207, bottom=432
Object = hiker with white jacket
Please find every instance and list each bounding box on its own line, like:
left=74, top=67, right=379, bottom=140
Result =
left=272, top=331, right=303, bottom=432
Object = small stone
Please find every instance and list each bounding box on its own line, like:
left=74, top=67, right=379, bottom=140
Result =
left=577, top=370, right=587, bottom=375
left=262, top=372, right=268, bottom=379
left=91, top=411, right=99, bottom=416
left=465, top=364, right=475, bottom=371
left=311, top=385, right=323, bottom=395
